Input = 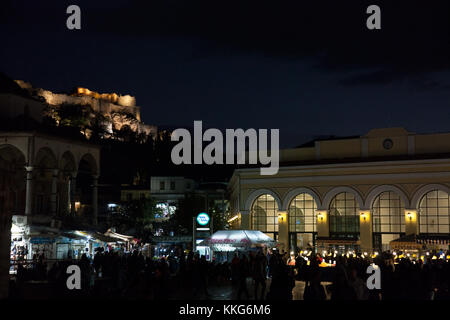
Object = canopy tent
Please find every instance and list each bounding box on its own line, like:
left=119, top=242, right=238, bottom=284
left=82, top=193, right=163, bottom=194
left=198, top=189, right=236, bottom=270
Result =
left=199, top=230, right=277, bottom=251
left=67, top=230, right=118, bottom=243
left=104, top=229, right=135, bottom=242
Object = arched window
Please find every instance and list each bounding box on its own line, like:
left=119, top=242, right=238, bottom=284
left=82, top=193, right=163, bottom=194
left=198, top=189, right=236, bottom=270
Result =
left=329, top=192, right=359, bottom=235
left=251, top=194, right=278, bottom=236
left=419, top=190, right=450, bottom=234
left=372, top=191, right=405, bottom=251
left=288, top=193, right=317, bottom=232
left=372, top=191, right=405, bottom=233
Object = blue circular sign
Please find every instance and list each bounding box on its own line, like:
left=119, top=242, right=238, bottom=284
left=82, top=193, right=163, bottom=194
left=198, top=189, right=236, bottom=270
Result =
left=196, top=213, right=210, bottom=226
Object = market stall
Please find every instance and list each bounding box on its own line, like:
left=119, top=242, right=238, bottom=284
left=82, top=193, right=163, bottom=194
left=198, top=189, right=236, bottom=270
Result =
left=104, top=229, right=135, bottom=253
left=63, top=230, right=119, bottom=258
left=199, top=230, right=277, bottom=262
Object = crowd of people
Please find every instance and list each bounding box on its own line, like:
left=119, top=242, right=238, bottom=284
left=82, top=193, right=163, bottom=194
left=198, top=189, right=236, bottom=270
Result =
left=297, top=250, right=450, bottom=300
left=8, top=247, right=450, bottom=300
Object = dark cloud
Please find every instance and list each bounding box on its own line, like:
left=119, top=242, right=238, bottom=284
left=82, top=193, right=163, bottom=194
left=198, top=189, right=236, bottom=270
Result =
left=85, top=0, right=450, bottom=88
left=1, top=0, right=450, bottom=147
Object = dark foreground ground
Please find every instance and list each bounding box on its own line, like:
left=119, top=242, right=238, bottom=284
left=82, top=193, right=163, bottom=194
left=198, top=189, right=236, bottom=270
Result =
left=8, top=276, right=320, bottom=300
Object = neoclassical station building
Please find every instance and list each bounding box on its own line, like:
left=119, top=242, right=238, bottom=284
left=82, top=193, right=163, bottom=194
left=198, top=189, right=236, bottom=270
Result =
left=228, top=128, right=450, bottom=254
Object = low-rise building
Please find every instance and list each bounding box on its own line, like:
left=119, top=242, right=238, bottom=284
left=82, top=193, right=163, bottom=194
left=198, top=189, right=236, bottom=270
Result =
left=228, top=127, right=450, bottom=254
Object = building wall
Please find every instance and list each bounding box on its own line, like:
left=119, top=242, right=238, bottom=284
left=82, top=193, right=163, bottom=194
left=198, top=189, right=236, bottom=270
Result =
left=150, top=176, right=195, bottom=194
left=0, top=93, right=45, bottom=123
left=121, top=189, right=151, bottom=202
left=229, top=128, right=450, bottom=252
left=277, top=127, right=450, bottom=164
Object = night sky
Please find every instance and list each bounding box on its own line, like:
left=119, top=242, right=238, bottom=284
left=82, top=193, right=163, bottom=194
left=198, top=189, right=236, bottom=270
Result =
left=1, top=0, right=449, bottom=147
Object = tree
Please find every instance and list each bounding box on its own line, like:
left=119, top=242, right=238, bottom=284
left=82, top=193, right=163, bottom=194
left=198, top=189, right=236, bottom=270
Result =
left=89, top=110, right=111, bottom=142
left=168, top=193, right=230, bottom=234
left=211, top=203, right=231, bottom=231
left=57, top=103, right=92, bottom=135
left=170, top=194, right=205, bottom=234
left=115, top=197, right=163, bottom=240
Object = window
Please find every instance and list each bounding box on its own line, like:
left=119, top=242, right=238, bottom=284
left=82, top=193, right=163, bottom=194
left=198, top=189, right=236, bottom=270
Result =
left=383, top=138, right=393, bottom=150
left=419, top=190, right=450, bottom=234
left=372, top=191, right=405, bottom=233
left=251, top=194, right=278, bottom=234
left=288, top=193, right=317, bottom=233
left=126, top=193, right=132, bottom=201
left=140, top=193, right=146, bottom=200
left=170, top=181, right=176, bottom=191
left=329, top=192, right=360, bottom=235
left=160, top=181, right=165, bottom=190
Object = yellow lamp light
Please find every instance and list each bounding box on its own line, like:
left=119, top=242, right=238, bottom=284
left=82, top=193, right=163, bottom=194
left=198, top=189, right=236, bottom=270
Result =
left=317, top=211, right=327, bottom=222
left=360, top=211, right=370, bottom=222
left=278, top=212, right=287, bottom=222
left=406, top=211, right=416, bottom=222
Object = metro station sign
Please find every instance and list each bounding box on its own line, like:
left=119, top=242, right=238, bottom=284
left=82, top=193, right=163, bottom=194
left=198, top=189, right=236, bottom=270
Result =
left=196, top=213, right=210, bottom=226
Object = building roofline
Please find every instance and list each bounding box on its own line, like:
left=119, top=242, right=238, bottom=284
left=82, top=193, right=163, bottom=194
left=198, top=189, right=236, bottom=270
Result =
left=0, top=130, right=101, bottom=150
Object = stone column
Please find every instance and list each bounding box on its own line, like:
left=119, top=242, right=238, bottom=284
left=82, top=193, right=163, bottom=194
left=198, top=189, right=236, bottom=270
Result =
left=277, top=211, right=289, bottom=254
left=25, top=166, right=33, bottom=215
left=405, top=209, right=419, bottom=235
left=316, top=210, right=329, bottom=237
left=92, top=175, right=99, bottom=225
left=359, top=210, right=373, bottom=253
left=316, top=210, right=330, bottom=253
left=240, top=210, right=250, bottom=229
left=0, top=223, right=11, bottom=299
left=66, top=176, right=71, bottom=214
left=50, top=169, right=59, bottom=216
left=69, top=172, right=77, bottom=216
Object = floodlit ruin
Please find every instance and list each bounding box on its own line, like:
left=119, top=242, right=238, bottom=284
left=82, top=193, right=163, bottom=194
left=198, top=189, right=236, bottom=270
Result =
left=10, top=80, right=157, bottom=139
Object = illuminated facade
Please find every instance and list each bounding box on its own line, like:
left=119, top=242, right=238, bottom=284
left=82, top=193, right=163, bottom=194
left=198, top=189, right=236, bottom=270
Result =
left=228, top=128, right=450, bottom=253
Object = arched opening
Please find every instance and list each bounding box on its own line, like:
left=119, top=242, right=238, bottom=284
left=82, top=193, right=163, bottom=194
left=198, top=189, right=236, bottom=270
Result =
left=419, top=190, right=450, bottom=234
left=74, top=153, right=98, bottom=225
left=0, top=145, right=26, bottom=217
left=59, top=151, right=77, bottom=216
left=329, top=192, right=360, bottom=238
left=60, top=151, right=77, bottom=173
left=372, top=191, right=405, bottom=252
left=0, top=144, right=26, bottom=299
left=251, top=194, right=278, bottom=240
left=288, top=193, right=317, bottom=251
left=33, top=147, right=58, bottom=215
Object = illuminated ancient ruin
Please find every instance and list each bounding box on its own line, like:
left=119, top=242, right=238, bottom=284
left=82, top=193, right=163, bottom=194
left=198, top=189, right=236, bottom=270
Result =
left=14, top=80, right=157, bottom=139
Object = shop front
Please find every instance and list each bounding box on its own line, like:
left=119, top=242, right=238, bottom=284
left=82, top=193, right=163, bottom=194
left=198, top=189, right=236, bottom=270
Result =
left=316, top=237, right=361, bottom=255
